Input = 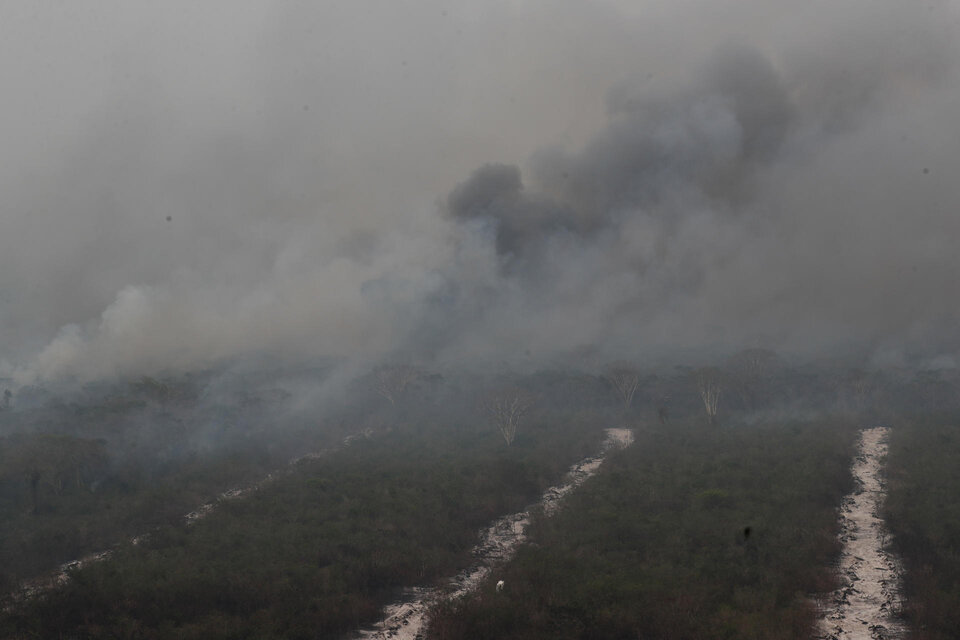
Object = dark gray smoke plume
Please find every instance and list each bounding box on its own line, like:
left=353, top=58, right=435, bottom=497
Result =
left=2, top=0, right=959, bottom=385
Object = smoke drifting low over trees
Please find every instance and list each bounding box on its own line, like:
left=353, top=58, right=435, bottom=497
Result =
left=2, top=1, right=960, bottom=385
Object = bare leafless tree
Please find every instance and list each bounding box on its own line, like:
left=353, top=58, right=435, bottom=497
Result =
left=373, top=364, right=421, bottom=406
left=695, top=367, right=722, bottom=425
left=604, top=363, right=641, bottom=410
left=727, top=348, right=778, bottom=412
left=484, top=388, right=534, bottom=446
left=846, top=369, right=873, bottom=413
left=657, top=397, right=670, bottom=424
left=649, top=376, right=672, bottom=424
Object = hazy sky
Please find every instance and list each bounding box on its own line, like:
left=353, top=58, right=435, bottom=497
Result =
left=2, top=1, right=959, bottom=383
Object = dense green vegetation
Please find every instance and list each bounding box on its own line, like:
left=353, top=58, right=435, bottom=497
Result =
left=0, top=401, right=603, bottom=639
left=3, top=358, right=957, bottom=639
left=885, top=416, right=960, bottom=639
left=0, top=419, right=328, bottom=594
left=427, top=419, right=859, bottom=639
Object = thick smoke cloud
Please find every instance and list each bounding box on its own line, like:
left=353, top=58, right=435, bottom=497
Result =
left=2, top=0, right=959, bottom=384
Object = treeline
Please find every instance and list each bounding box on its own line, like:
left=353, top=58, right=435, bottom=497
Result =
left=0, top=399, right=604, bottom=638
left=885, top=417, right=960, bottom=639
left=427, top=419, right=859, bottom=639
left=596, top=351, right=960, bottom=428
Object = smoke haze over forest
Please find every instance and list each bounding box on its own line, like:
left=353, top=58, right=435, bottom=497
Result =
left=2, top=0, right=960, bottom=385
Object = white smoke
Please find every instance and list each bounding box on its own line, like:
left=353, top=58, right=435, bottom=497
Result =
left=4, top=0, right=960, bottom=385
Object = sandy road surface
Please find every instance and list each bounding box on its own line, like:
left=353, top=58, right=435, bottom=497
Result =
left=818, top=426, right=905, bottom=640
left=355, top=428, right=634, bottom=640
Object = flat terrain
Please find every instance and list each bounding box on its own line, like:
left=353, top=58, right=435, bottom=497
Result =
left=426, top=419, right=859, bottom=639
left=358, top=428, right=634, bottom=640
left=885, top=419, right=960, bottom=639
left=818, top=427, right=906, bottom=640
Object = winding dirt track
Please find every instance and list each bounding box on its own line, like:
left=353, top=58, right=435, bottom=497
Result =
left=355, top=428, right=634, bottom=640
left=818, top=426, right=906, bottom=640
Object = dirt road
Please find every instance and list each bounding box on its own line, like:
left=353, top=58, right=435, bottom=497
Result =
left=818, top=426, right=905, bottom=640
left=355, top=428, right=634, bottom=640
